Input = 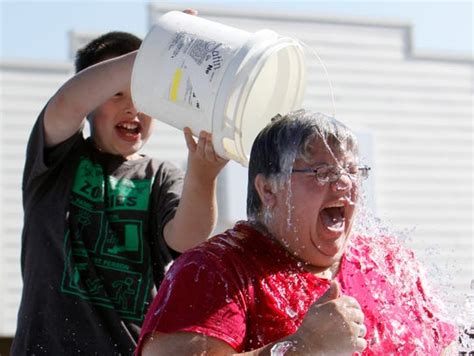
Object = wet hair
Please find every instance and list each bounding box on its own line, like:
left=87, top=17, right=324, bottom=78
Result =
left=246, top=109, right=359, bottom=220
left=75, top=31, right=142, bottom=73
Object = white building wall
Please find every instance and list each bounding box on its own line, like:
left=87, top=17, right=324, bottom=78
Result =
left=0, top=4, right=472, bottom=336
left=0, top=61, right=72, bottom=334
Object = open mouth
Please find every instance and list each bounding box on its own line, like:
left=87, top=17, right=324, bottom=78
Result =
left=320, top=203, right=345, bottom=232
left=115, top=121, right=142, bottom=140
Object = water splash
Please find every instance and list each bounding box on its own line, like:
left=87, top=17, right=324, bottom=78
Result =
left=458, top=280, right=474, bottom=352
left=351, top=184, right=470, bottom=350
left=270, top=340, right=295, bottom=355
left=285, top=306, right=297, bottom=318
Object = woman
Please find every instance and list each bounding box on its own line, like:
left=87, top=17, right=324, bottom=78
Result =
left=136, top=110, right=456, bottom=355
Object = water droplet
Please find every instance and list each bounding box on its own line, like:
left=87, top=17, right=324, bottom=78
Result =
left=270, top=341, right=294, bottom=356
left=285, top=306, right=297, bottom=318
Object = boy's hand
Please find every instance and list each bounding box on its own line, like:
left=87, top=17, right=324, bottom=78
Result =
left=184, top=127, right=228, bottom=181
left=183, top=8, right=198, bottom=16
left=164, top=127, right=226, bottom=252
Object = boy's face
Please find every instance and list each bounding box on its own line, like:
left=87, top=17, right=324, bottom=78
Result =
left=88, top=87, right=154, bottom=159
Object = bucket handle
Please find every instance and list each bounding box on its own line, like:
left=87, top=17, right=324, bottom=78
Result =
left=298, top=40, right=337, bottom=118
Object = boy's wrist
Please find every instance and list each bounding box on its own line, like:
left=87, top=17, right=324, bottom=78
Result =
left=186, top=160, right=226, bottom=183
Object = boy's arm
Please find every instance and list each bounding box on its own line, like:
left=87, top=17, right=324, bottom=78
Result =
left=43, top=51, right=137, bottom=147
left=163, top=128, right=227, bottom=252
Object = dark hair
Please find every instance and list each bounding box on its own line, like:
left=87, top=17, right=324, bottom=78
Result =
left=75, top=31, right=142, bottom=73
left=246, top=109, right=359, bottom=219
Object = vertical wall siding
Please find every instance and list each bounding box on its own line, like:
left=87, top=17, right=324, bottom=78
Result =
left=0, top=63, right=72, bottom=334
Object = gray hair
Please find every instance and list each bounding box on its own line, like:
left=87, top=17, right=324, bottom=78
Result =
left=246, top=109, right=359, bottom=220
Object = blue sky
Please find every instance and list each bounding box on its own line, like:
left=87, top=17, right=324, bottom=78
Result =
left=0, top=0, right=472, bottom=62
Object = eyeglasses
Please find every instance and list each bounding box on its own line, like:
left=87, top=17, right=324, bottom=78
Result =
left=291, top=164, right=371, bottom=184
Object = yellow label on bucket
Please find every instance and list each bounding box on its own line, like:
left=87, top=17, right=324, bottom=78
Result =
left=169, top=68, right=183, bottom=102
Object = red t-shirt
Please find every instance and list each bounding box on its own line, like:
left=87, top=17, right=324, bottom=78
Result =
left=137, top=222, right=456, bottom=355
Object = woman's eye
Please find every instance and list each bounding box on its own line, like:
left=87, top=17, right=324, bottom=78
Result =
left=344, top=164, right=357, bottom=174
left=114, top=92, right=123, bottom=97
left=315, top=166, right=330, bottom=175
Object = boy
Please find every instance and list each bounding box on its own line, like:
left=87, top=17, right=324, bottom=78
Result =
left=12, top=23, right=227, bottom=355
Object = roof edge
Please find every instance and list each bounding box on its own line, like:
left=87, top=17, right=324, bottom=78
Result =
left=0, top=59, right=72, bottom=72
left=149, top=3, right=473, bottom=63
left=150, top=3, right=411, bottom=29
left=410, top=50, right=474, bottom=64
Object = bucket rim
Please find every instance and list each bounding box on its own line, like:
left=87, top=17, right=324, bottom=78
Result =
left=212, top=33, right=307, bottom=166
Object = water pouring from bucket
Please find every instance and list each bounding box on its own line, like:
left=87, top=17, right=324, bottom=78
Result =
left=131, top=10, right=307, bottom=166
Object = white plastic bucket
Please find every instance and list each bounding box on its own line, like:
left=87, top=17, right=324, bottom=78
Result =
left=131, top=11, right=306, bottom=166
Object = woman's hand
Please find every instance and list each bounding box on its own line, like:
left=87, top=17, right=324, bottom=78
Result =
left=291, top=281, right=367, bottom=355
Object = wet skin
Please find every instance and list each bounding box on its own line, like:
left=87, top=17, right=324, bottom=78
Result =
left=264, top=141, right=359, bottom=277
left=88, top=87, right=154, bottom=160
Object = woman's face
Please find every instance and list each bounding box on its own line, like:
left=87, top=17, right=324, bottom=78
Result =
left=265, top=140, right=359, bottom=272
